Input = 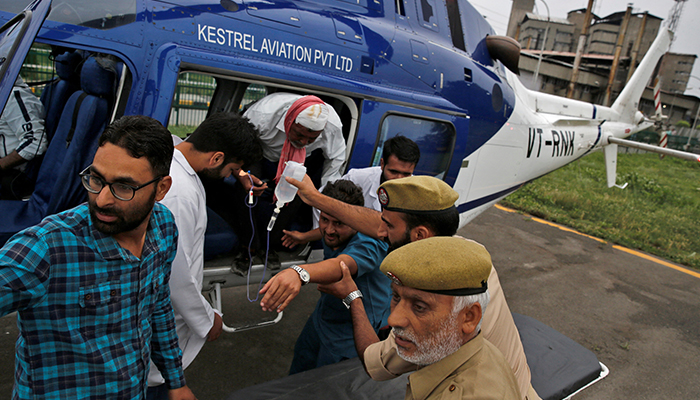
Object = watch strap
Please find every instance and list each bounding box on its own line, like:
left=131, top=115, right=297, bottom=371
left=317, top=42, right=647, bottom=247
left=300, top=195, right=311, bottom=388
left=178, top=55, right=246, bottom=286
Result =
left=291, top=265, right=309, bottom=285
left=342, top=290, right=363, bottom=309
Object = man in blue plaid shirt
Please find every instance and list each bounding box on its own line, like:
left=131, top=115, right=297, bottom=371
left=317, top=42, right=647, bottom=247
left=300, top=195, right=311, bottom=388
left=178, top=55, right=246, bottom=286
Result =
left=0, top=116, right=196, bottom=399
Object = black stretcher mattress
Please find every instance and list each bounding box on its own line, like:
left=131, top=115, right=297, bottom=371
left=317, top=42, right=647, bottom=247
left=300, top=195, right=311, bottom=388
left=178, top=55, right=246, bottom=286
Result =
left=227, top=313, right=602, bottom=400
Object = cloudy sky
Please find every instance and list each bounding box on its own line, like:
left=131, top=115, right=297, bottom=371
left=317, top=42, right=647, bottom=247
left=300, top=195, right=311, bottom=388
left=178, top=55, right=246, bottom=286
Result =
left=470, top=0, right=700, bottom=98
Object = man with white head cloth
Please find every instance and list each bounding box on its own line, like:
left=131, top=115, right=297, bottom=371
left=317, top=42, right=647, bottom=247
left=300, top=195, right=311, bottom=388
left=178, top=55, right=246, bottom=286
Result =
left=215, top=92, right=345, bottom=266
left=242, top=92, right=345, bottom=188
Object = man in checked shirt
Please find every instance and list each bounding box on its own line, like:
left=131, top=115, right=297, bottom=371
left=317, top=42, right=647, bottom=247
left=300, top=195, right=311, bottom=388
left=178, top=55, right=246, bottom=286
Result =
left=0, top=116, right=196, bottom=399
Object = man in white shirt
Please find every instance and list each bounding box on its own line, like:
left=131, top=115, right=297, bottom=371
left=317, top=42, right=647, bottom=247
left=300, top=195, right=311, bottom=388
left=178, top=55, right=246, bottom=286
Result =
left=281, top=135, right=420, bottom=248
left=147, top=112, right=263, bottom=399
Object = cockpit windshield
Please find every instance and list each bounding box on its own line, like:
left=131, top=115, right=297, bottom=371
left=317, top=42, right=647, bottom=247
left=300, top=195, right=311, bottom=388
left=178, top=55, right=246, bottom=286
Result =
left=0, top=0, right=136, bottom=30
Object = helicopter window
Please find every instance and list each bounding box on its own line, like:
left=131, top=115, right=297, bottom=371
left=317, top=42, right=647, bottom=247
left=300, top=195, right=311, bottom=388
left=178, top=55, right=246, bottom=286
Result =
left=373, top=115, right=455, bottom=180
left=0, top=0, right=136, bottom=30
left=239, top=84, right=268, bottom=113
left=445, top=0, right=466, bottom=52
left=20, top=43, right=130, bottom=127
left=394, top=0, right=405, bottom=16
left=19, top=43, right=55, bottom=95
left=169, top=72, right=218, bottom=139
left=415, top=0, right=439, bottom=32
left=168, top=73, right=270, bottom=139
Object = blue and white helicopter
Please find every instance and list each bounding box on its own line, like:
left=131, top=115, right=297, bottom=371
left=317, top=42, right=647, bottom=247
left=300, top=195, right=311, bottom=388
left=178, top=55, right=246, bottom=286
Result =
left=0, top=0, right=696, bottom=398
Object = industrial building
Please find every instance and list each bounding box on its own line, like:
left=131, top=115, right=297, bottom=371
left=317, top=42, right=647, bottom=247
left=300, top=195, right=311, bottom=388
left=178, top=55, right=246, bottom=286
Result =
left=507, top=0, right=699, bottom=128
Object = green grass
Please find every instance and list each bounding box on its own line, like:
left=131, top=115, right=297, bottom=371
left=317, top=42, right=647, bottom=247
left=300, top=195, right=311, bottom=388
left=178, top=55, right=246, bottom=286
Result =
left=168, top=125, right=196, bottom=139
left=501, top=151, right=700, bottom=270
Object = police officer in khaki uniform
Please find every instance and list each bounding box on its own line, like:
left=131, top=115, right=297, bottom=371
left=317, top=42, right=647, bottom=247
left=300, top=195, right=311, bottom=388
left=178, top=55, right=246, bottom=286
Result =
left=291, top=175, right=540, bottom=400
left=365, top=236, right=521, bottom=399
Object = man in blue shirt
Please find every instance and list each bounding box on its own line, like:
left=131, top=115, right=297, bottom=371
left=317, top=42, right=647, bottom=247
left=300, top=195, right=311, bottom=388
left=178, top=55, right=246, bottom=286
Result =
left=259, top=179, right=390, bottom=374
left=280, top=135, right=420, bottom=247
left=0, top=116, right=196, bottom=399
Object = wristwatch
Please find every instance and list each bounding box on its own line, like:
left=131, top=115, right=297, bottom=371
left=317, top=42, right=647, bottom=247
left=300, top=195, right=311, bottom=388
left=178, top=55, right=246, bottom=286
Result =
left=342, top=290, right=363, bottom=309
left=290, top=265, right=310, bottom=286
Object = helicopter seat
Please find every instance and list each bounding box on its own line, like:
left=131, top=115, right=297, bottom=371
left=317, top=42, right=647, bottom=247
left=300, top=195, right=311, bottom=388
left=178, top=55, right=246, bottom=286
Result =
left=9, top=50, right=86, bottom=196
left=0, top=55, right=116, bottom=246
left=40, top=50, right=83, bottom=141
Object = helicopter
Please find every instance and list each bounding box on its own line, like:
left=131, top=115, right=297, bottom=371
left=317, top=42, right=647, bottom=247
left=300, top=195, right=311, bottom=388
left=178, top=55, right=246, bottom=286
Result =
left=0, top=1, right=695, bottom=398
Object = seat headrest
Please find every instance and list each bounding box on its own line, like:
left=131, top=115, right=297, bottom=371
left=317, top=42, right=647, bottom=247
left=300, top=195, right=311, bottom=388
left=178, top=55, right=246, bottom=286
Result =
left=80, top=56, right=116, bottom=97
left=55, top=51, right=82, bottom=83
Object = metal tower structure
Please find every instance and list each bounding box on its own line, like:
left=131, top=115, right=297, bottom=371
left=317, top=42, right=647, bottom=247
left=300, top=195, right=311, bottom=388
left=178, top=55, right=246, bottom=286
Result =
left=666, top=0, right=687, bottom=35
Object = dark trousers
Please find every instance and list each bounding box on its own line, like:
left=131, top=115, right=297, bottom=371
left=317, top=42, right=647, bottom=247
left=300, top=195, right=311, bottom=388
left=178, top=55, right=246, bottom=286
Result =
left=0, top=168, right=28, bottom=199
left=289, top=316, right=348, bottom=375
left=146, top=384, right=169, bottom=400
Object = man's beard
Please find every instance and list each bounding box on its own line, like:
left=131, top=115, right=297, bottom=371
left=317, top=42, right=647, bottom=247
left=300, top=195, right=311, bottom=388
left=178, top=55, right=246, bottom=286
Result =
left=197, top=164, right=225, bottom=182
left=89, top=191, right=156, bottom=235
left=322, top=230, right=350, bottom=250
left=323, top=232, right=340, bottom=247
left=385, top=228, right=411, bottom=253
left=380, top=169, right=388, bottom=185
left=393, top=311, right=463, bottom=366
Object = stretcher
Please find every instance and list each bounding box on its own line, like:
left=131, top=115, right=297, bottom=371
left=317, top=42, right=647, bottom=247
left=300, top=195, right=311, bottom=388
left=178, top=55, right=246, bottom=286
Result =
left=203, top=247, right=322, bottom=332
left=224, top=312, right=608, bottom=400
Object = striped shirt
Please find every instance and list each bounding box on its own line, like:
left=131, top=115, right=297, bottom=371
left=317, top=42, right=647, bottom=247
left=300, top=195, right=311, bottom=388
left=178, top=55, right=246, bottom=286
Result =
left=0, top=202, right=185, bottom=399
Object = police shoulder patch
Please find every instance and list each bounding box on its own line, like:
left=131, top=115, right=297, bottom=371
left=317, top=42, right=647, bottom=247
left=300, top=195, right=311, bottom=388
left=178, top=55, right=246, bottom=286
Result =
left=378, top=187, right=389, bottom=206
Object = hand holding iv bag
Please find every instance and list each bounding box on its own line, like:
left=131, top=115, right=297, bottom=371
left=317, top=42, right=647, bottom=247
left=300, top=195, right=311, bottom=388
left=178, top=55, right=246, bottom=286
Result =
left=267, top=161, right=307, bottom=231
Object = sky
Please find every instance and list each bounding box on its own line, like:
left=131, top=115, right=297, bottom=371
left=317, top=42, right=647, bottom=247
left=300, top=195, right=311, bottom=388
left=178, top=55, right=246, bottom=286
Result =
left=469, top=0, right=700, bottom=99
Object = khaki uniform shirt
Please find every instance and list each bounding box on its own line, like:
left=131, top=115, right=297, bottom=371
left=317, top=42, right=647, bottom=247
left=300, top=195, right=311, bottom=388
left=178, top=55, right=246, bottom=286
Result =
left=365, top=332, right=521, bottom=400
left=365, top=263, right=540, bottom=400
left=484, top=266, right=540, bottom=400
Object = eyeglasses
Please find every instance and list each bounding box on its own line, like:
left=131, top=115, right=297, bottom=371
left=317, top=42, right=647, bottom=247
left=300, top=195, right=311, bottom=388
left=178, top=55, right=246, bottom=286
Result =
left=79, top=166, right=162, bottom=201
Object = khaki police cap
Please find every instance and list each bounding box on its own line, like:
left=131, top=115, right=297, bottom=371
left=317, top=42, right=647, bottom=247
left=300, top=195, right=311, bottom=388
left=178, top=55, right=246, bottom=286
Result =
left=380, top=236, right=490, bottom=296
left=377, top=175, right=458, bottom=213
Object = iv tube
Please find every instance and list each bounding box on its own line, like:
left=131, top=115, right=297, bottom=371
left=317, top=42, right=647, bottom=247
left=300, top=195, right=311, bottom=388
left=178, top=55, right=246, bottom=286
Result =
left=267, top=207, right=281, bottom=231
left=243, top=172, right=266, bottom=302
